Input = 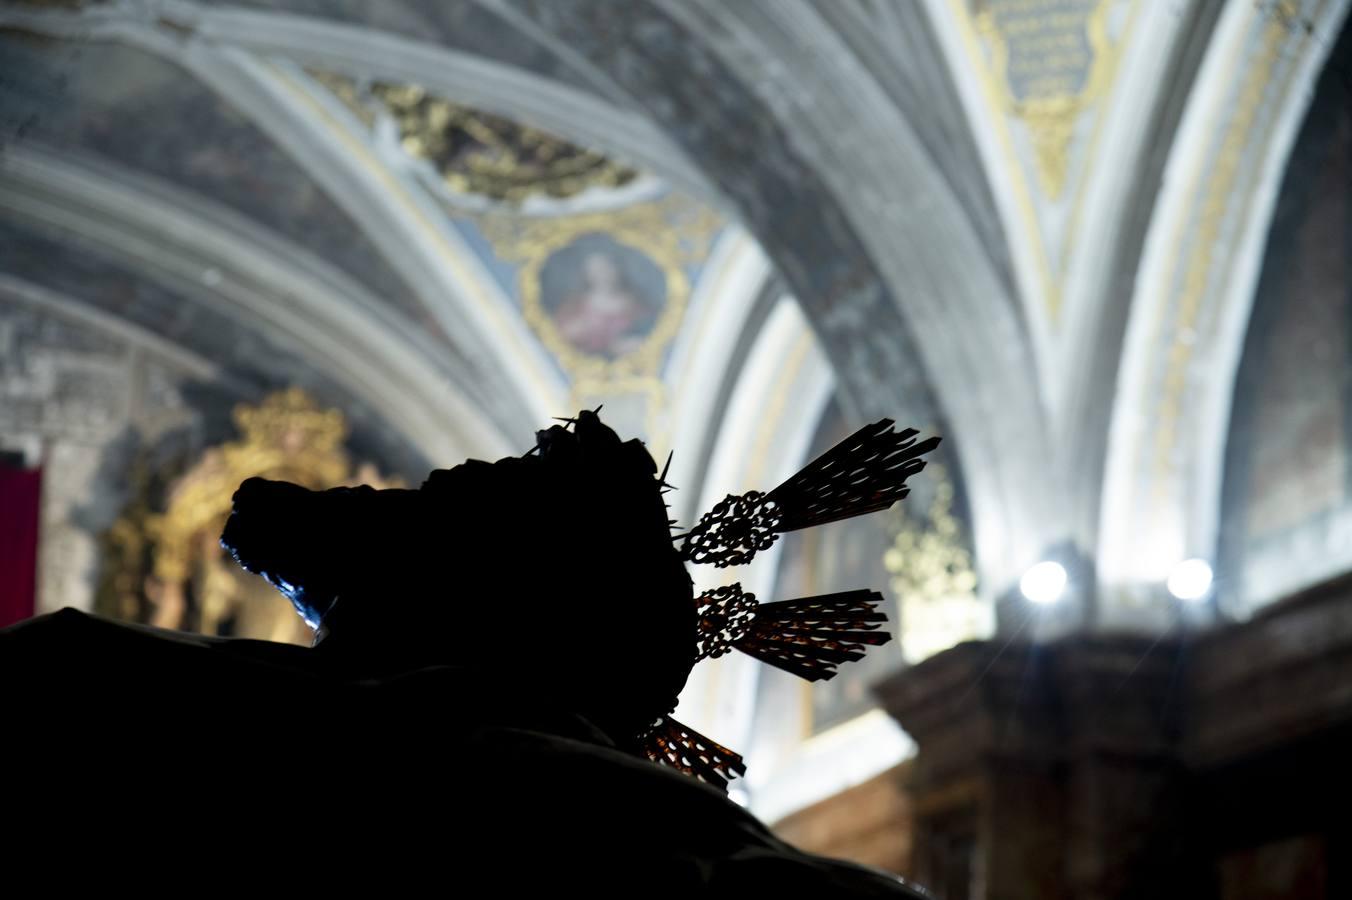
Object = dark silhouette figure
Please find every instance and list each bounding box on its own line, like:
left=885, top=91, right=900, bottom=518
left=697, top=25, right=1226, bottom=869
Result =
left=3, top=411, right=932, bottom=895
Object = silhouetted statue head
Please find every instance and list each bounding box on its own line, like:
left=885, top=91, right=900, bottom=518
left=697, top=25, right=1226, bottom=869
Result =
left=221, top=410, right=697, bottom=744
left=222, top=408, right=937, bottom=787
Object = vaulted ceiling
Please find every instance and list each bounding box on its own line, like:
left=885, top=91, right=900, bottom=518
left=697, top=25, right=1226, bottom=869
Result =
left=3, top=0, right=1350, bottom=814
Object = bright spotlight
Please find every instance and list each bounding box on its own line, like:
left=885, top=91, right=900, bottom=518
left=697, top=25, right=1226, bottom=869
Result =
left=1020, top=561, right=1067, bottom=604
left=1167, top=558, right=1213, bottom=600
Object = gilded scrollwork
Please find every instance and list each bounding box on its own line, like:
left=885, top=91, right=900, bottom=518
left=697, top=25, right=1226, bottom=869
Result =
left=882, top=463, right=986, bottom=663
left=308, top=70, right=638, bottom=203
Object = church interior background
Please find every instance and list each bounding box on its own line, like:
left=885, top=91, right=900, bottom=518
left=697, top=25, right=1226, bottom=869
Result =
left=2, top=1, right=1350, bottom=897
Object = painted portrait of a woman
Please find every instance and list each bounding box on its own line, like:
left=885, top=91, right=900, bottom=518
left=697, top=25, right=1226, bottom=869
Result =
left=538, top=232, right=667, bottom=361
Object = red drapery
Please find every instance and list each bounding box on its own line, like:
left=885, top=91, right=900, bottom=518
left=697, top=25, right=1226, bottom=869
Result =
left=0, top=463, right=42, bottom=627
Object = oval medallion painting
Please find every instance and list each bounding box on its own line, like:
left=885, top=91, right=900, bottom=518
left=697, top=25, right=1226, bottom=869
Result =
left=537, top=232, right=668, bottom=362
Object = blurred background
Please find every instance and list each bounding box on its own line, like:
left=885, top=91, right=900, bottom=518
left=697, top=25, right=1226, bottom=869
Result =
left=1, top=1, right=1349, bottom=897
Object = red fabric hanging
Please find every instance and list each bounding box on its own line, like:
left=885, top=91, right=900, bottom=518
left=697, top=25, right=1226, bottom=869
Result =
left=0, top=463, right=42, bottom=628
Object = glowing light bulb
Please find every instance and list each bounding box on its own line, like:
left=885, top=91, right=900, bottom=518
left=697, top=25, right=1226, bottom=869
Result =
left=1167, top=558, right=1213, bottom=601
left=1020, top=561, right=1066, bottom=604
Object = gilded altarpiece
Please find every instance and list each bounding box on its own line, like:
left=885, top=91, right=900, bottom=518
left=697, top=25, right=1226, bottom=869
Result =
left=97, top=389, right=397, bottom=645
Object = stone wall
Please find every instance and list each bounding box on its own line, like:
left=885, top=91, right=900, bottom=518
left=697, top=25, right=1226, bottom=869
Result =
left=877, top=577, right=1352, bottom=899
left=773, top=762, right=915, bottom=877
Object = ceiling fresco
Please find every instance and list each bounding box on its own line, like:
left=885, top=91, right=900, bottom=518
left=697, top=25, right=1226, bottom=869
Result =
left=298, top=65, right=732, bottom=441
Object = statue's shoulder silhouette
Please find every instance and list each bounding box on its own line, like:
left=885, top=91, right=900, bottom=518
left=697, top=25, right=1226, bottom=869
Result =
left=4, top=410, right=938, bottom=895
